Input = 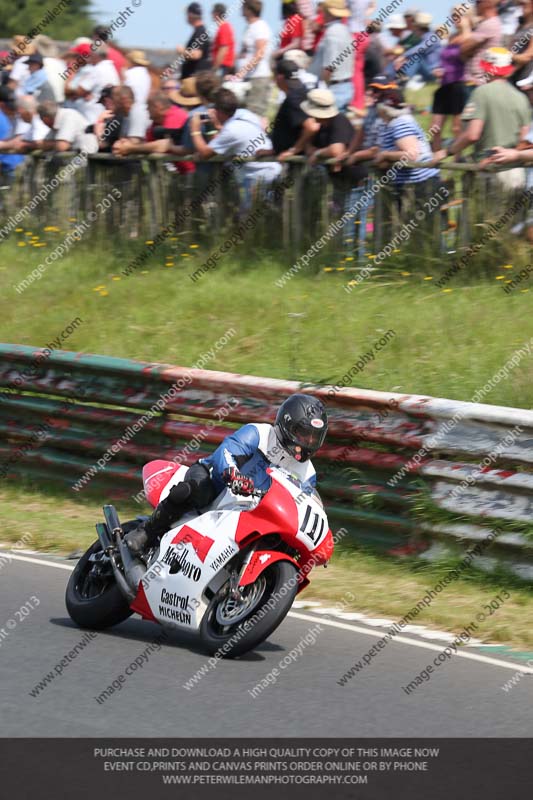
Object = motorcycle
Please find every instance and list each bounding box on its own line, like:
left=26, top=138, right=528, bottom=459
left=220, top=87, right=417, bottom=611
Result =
left=66, top=460, right=334, bottom=657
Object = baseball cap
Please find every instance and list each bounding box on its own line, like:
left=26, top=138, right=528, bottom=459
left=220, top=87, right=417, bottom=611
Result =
left=369, top=74, right=399, bottom=89
left=26, top=53, right=44, bottom=66
left=187, top=2, right=203, bottom=14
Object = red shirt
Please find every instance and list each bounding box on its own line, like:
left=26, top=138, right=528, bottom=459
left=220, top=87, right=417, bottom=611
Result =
left=213, top=21, right=235, bottom=68
left=280, top=14, right=304, bottom=49
left=147, top=106, right=194, bottom=173
left=106, top=44, right=127, bottom=77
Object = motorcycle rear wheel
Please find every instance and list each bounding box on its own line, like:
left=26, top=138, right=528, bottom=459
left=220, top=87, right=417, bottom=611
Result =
left=65, top=540, right=133, bottom=629
left=200, top=561, right=298, bottom=658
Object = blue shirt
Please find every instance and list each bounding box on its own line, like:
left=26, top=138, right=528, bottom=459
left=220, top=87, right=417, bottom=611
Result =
left=0, top=110, right=24, bottom=175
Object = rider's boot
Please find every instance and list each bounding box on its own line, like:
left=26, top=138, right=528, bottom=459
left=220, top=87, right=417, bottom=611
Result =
left=125, top=482, right=192, bottom=556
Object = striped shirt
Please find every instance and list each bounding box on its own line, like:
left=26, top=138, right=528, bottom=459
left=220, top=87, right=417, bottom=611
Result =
left=378, top=113, right=439, bottom=185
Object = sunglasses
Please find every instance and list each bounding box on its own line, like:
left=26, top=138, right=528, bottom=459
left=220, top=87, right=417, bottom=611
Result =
left=162, top=85, right=179, bottom=90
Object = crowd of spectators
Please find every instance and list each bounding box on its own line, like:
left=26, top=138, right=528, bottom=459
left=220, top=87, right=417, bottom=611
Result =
left=0, top=0, right=531, bottom=243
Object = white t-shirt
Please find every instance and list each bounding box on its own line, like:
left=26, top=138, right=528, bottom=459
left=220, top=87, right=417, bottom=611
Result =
left=122, top=102, right=149, bottom=139
left=79, top=59, right=120, bottom=95
left=44, top=56, right=66, bottom=102
left=14, top=114, right=49, bottom=141
left=125, top=66, right=151, bottom=106
left=75, top=60, right=120, bottom=124
left=12, top=117, right=31, bottom=138
left=10, top=56, right=29, bottom=85
left=48, top=107, right=98, bottom=153
left=239, top=19, right=272, bottom=79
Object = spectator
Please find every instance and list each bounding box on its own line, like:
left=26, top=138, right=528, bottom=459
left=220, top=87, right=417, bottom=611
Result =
left=458, top=0, right=503, bottom=91
left=364, top=21, right=387, bottom=88
left=22, top=54, right=56, bottom=102
left=110, top=85, right=148, bottom=143
left=0, top=87, right=25, bottom=179
left=348, top=74, right=395, bottom=153
left=348, top=0, right=376, bottom=110
left=125, top=51, right=152, bottom=107
left=7, top=36, right=32, bottom=92
left=238, top=0, right=273, bottom=118
left=276, top=2, right=305, bottom=57
left=374, top=87, right=441, bottom=212
left=37, top=100, right=98, bottom=152
left=70, top=44, right=121, bottom=124
left=499, top=0, right=523, bottom=42
left=179, top=71, right=221, bottom=155
left=34, top=35, right=66, bottom=102
left=284, top=49, right=319, bottom=89
left=295, top=0, right=316, bottom=55
left=396, top=13, right=442, bottom=85
left=438, top=47, right=531, bottom=186
left=161, top=73, right=202, bottom=111
left=382, top=14, right=408, bottom=78
left=510, top=0, right=533, bottom=85
left=269, top=58, right=308, bottom=153
left=311, top=5, right=327, bottom=51
left=310, top=0, right=354, bottom=112
left=61, top=40, right=92, bottom=83
left=188, top=87, right=281, bottom=207
left=488, top=70, right=533, bottom=239
left=92, top=25, right=128, bottom=79
left=178, top=2, right=212, bottom=79
left=113, top=92, right=190, bottom=168
left=402, top=9, right=423, bottom=48
left=211, top=3, right=236, bottom=76
left=0, top=95, right=51, bottom=152
left=430, top=6, right=471, bottom=151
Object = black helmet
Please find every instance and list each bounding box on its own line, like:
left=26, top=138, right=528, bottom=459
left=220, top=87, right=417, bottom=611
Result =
left=274, top=393, right=328, bottom=462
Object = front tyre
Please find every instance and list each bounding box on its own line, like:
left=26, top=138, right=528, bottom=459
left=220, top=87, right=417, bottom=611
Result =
left=65, top=540, right=133, bottom=629
left=200, top=561, right=298, bottom=658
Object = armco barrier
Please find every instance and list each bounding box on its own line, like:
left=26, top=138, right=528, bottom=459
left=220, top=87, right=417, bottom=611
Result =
left=1, top=344, right=533, bottom=580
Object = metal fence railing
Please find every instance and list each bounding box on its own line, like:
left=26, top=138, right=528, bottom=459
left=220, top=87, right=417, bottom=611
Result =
left=1, top=344, right=533, bottom=581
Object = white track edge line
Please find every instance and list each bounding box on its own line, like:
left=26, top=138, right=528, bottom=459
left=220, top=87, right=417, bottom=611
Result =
left=288, top=611, right=533, bottom=674
left=4, top=551, right=532, bottom=674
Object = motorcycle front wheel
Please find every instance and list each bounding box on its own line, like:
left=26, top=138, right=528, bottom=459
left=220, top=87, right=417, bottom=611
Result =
left=65, top=540, right=133, bottom=629
left=200, top=561, right=298, bottom=658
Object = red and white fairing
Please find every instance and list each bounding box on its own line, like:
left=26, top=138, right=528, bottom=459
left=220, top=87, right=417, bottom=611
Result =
left=130, top=460, right=334, bottom=632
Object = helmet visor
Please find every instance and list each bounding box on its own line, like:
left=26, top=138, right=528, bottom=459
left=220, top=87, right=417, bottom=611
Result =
left=289, top=419, right=327, bottom=455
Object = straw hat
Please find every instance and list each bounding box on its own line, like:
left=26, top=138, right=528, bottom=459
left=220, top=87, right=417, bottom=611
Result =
left=322, top=0, right=350, bottom=19
left=284, top=49, right=310, bottom=70
left=301, top=88, right=339, bottom=119
left=34, top=35, right=59, bottom=58
left=128, top=49, right=150, bottom=67
left=173, top=77, right=201, bottom=106
left=415, top=12, right=433, bottom=27
left=11, top=35, right=36, bottom=56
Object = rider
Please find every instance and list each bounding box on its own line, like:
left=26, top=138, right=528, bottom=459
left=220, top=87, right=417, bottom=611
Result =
left=125, top=393, right=328, bottom=555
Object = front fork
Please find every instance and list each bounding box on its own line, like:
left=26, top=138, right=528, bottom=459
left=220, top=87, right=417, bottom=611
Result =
left=227, top=543, right=258, bottom=601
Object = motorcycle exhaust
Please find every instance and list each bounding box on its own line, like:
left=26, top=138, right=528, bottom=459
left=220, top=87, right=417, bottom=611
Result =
left=102, top=505, right=146, bottom=598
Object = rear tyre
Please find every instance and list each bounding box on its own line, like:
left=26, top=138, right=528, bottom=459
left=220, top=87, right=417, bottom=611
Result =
left=200, top=561, right=298, bottom=658
left=65, top=540, right=133, bottom=629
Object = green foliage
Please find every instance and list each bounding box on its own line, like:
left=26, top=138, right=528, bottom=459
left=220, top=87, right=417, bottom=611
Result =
left=0, top=0, right=93, bottom=42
